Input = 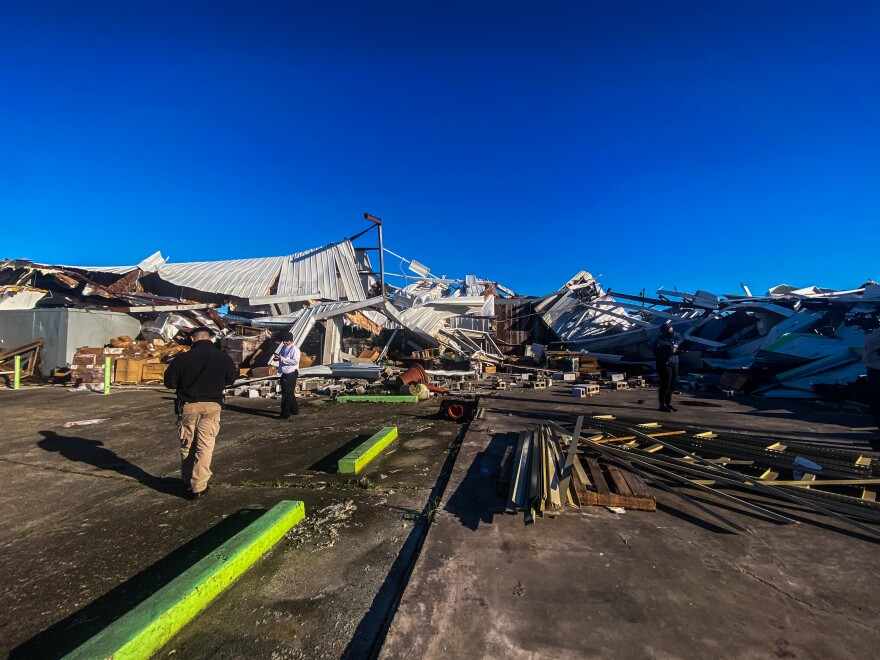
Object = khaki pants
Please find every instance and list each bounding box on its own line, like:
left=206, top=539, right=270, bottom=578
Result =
left=178, top=402, right=221, bottom=493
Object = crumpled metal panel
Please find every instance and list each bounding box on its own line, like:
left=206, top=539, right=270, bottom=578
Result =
left=397, top=306, right=450, bottom=336
left=250, top=297, right=386, bottom=345
left=281, top=241, right=365, bottom=301
left=72, top=251, right=167, bottom=275
left=354, top=249, right=377, bottom=294
left=396, top=280, right=450, bottom=304
left=159, top=255, right=288, bottom=300
left=63, top=240, right=366, bottom=302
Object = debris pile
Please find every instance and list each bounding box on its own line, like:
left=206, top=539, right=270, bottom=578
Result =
left=541, top=275, right=880, bottom=400
left=536, top=415, right=880, bottom=538
left=503, top=416, right=656, bottom=525
left=0, top=339, right=42, bottom=384
left=2, top=218, right=877, bottom=403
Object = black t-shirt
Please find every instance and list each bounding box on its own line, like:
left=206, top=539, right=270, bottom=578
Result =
left=164, top=340, right=237, bottom=403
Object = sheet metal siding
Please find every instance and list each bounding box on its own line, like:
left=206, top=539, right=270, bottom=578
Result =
left=66, top=240, right=364, bottom=302
left=288, top=247, right=330, bottom=299
left=150, top=240, right=365, bottom=302
left=398, top=307, right=451, bottom=336
left=448, top=316, right=494, bottom=333
left=157, top=256, right=286, bottom=300
left=337, top=241, right=366, bottom=301
left=249, top=297, right=385, bottom=344
left=76, top=265, right=141, bottom=275
left=355, top=249, right=376, bottom=293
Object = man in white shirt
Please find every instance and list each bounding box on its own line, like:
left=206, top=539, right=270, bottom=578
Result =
left=273, top=331, right=301, bottom=420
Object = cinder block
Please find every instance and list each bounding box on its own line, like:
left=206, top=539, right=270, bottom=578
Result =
left=573, top=383, right=600, bottom=397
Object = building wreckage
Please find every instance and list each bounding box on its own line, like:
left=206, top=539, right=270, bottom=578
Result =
left=1, top=217, right=877, bottom=403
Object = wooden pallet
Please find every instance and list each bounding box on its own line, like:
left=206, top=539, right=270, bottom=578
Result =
left=572, top=454, right=656, bottom=511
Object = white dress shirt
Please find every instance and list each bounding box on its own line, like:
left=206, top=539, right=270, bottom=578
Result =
left=276, top=343, right=301, bottom=375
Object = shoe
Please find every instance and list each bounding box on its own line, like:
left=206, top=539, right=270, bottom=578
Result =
left=659, top=405, right=672, bottom=412
left=187, top=486, right=211, bottom=501
left=667, top=405, right=678, bottom=412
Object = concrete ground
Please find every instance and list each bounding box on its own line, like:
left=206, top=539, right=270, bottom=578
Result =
left=382, top=385, right=880, bottom=660
left=0, top=385, right=460, bottom=659
left=3, top=382, right=879, bottom=659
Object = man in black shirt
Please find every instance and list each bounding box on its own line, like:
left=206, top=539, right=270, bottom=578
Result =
left=652, top=321, right=680, bottom=413
left=164, top=327, right=237, bottom=499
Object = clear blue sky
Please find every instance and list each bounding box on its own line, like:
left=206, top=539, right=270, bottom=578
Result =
left=1, top=1, right=878, bottom=298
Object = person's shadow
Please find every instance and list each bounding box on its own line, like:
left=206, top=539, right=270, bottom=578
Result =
left=37, top=430, right=186, bottom=498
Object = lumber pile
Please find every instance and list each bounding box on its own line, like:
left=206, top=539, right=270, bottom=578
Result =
left=504, top=415, right=656, bottom=524
left=503, top=412, right=880, bottom=538
left=555, top=415, right=880, bottom=537
left=0, top=339, right=43, bottom=380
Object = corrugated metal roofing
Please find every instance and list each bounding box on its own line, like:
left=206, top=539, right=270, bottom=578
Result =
left=63, top=241, right=366, bottom=302
left=250, top=297, right=386, bottom=345
left=160, top=255, right=289, bottom=300
left=398, top=306, right=455, bottom=336
left=69, top=251, right=167, bottom=275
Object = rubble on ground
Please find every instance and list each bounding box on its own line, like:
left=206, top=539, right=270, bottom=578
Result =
left=2, top=217, right=877, bottom=406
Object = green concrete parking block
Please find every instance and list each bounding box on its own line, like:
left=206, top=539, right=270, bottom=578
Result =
left=64, top=500, right=306, bottom=660
left=338, top=426, right=399, bottom=474
left=336, top=395, right=419, bottom=403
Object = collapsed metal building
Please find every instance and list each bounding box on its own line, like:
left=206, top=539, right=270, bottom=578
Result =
left=1, top=216, right=878, bottom=402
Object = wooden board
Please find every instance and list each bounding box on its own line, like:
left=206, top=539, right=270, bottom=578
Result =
left=585, top=458, right=611, bottom=494
left=578, top=455, right=656, bottom=511
left=579, top=491, right=657, bottom=511
left=606, top=465, right=633, bottom=496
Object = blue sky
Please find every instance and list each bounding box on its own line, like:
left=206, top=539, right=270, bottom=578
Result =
left=1, top=1, right=878, bottom=298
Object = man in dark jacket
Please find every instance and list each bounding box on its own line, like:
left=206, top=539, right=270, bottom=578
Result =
left=864, top=322, right=880, bottom=450
left=653, top=322, right=680, bottom=412
left=164, top=327, right=237, bottom=499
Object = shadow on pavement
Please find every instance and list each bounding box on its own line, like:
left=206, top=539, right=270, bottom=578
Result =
left=10, top=508, right=267, bottom=659
left=36, top=430, right=185, bottom=497
left=444, top=431, right=517, bottom=532
left=308, top=434, right=372, bottom=473
left=223, top=402, right=280, bottom=418
left=341, top=424, right=470, bottom=660
left=655, top=501, right=736, bottom=535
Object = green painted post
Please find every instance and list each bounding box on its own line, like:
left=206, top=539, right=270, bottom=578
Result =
left=13, top=355, right=21, bottom=389
left=104, top=356, right=111, bottom=394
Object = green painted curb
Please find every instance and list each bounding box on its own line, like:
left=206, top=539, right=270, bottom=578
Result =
left=336, top=395, right=419, bottom=403
left=64, top=500, right=305, bottom=660
left=338, top=427, right=399, bottom=474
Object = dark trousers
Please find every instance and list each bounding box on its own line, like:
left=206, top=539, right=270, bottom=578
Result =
left=657, top=364, right=678, bottom=408
left=280, top=371, right=300, bottom=418
left=868, top=368, right=880, bottom=432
